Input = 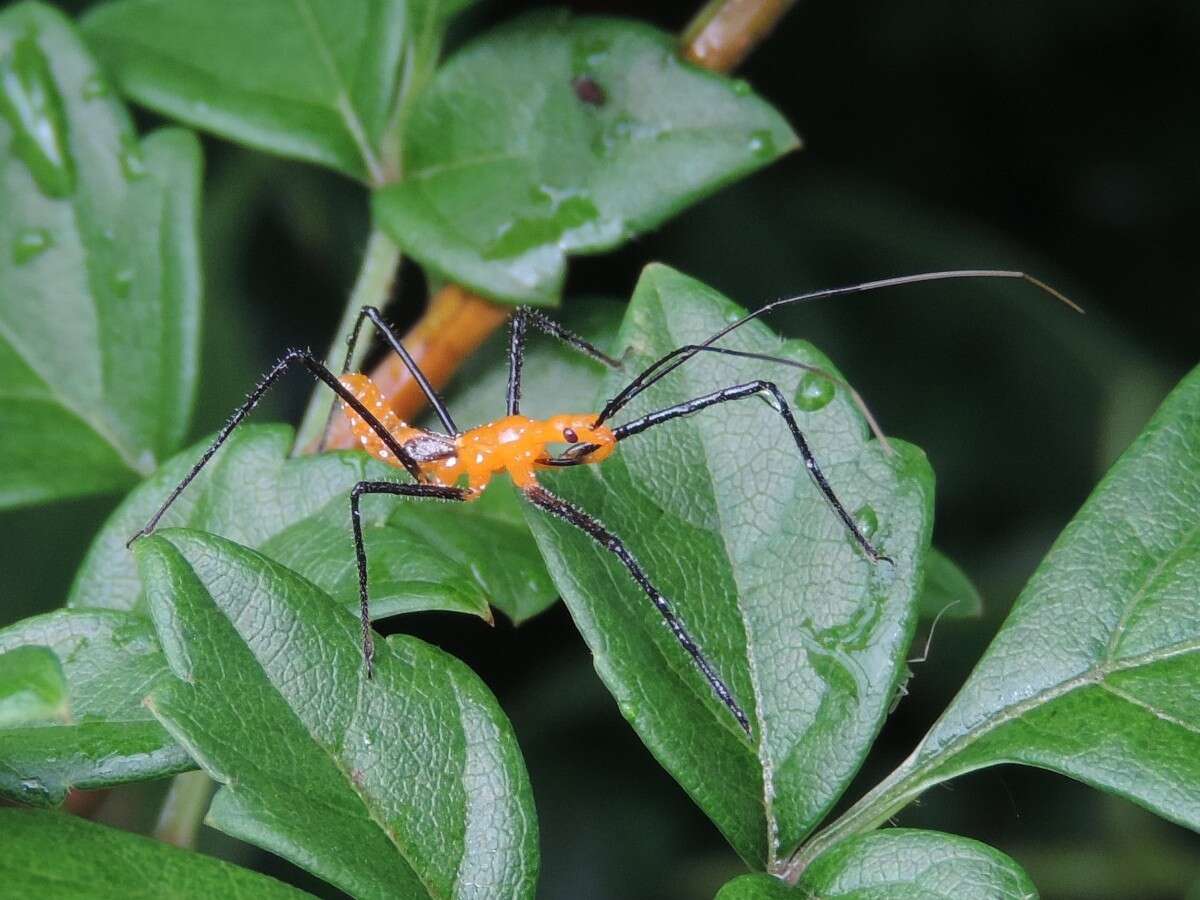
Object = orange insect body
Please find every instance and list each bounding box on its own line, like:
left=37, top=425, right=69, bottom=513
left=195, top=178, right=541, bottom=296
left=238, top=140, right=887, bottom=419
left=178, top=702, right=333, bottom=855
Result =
left=339, top=374, right=616, bottom=492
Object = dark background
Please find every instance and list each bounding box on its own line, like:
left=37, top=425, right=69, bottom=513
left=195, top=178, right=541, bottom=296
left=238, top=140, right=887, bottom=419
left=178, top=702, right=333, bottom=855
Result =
left=4, top=1, right=1198, bottom=897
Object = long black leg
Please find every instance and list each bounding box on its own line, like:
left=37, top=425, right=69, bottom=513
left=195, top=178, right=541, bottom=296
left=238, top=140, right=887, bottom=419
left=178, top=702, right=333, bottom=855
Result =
left=318, top=306, right=457, bottom=444
left=522, top=484, right=752, bottom=735
left=612, top=380, right=890, bottom=564
left=350, top=481, right=468, bottom=675
left=595, top=270, right=1081, bottom=424
left=507, top=307, right=622, bottom=415
left=126, top=349, right=422, bottom=547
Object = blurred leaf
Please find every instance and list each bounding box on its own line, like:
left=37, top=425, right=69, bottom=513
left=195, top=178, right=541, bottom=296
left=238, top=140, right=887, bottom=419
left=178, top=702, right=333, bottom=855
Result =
left=0, top=609, right=191, bottom=806
left=0, top=2, right=201, bottom=509
left=0, top=808, right=307, bottom=898
left=917, top=548, right=984, bottom=620
left=83, top=0, right=476, bottom=183
left=802, top=364, right=1200, bottom=861
left=0, top=645, right=66, bottom=726
left=374, top=12, right=798, bottom=305
left=717, top=830, right=1037, bottom=899
left=523, top=265, right=933, bottom=866
left=70, top=424, right=511, bottom=622
left=137, top=529, right=539, bottom=900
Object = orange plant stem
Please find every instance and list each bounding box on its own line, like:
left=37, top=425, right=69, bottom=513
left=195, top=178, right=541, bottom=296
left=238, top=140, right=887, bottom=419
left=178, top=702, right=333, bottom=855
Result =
left=681, top=0, right=798, bottom=73
left=330, top=0, right=798, bottom=439
left=324, top=284, right=510, bottom=446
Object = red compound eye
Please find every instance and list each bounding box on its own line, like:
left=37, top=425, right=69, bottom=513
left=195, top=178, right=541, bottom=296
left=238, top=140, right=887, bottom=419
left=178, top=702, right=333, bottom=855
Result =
left=563, top=427, right=579, bottom=443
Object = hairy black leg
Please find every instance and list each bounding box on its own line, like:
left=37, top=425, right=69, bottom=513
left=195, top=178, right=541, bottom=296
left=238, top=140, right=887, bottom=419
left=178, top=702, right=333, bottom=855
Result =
left=507, top=307, right=622, bottom=416
left=522, top=484, right=752, bottom=735
left=318, top=306, right=458, bottom=448
left=612, top=380, right=890, bottom=563
left=126, top=349, right=421, bottom=547
left=350, top=481, right=468, bottom=676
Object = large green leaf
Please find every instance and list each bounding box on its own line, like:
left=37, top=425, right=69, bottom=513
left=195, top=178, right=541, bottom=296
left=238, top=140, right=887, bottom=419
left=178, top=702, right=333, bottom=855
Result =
left=522, top=265, right=934, bottom=866
left=0, top=808, right=307, bottom=898
left=70, top=423, right=543, bottom=623
left=786, top=363, right=1200, bottom=875
left=0, top=2, right=201, bottom=509
left=0, top=609, right=191, bottom=806
left=373, top=12, right=798, bottom=305
left=84, top=0, right=475, bottom=184
left=719, top=830, right=1037, bottom=899
left=137, top=529, right=539, bottom=900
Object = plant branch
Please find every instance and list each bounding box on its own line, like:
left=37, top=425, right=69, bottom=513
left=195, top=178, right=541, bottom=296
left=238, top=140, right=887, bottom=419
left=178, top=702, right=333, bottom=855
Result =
left=153, top=770, right=215, bottom=849
left=293, top=228, right=402, bottom=454
left=682, top=0, right=799, bottom=72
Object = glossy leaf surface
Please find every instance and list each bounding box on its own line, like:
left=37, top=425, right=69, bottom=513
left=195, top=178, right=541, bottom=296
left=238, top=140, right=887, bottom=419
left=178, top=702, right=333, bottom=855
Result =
left=0, top=2, right=200, bottom=508
left=0, top=609, right=190, bottom=806
left=137, top=529, right=538, bottom=900
left=522, top=265, right=934, bottom=865
left=0, top=808, right=307, bottom=898
left=793, top=364, right=1200, bottom=872
left=905, top=363, right=1200, bottom=826
left=719, top=830, right=1037, bottom=899
left=374, top=13, right=797, bottom=305
left=84, top=0, right=476, bottom=183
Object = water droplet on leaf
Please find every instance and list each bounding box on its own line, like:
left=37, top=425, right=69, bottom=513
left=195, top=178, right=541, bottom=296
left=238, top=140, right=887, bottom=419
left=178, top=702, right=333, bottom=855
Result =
left=731, top=79, right=752, bottom=96
left=747, top=129, right=775, bottom=161
left=81, top=74, right=108, bottom=100
left=112, top=267, right=135, bottom=297
left=795, top=371, right=835, bottom=411
left=12, top=227, right=52, bottom=264
left=120, top=141, right=147, bottom=180
left=853, top=504, right=879, bottom=540
left=0, top=34, right=75, bottom=197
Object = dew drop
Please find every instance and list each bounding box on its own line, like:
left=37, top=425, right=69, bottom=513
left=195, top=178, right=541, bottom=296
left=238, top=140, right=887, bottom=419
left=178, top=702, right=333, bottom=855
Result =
left=731, top=79, right=752, bottom=96
left=111, top=267, right=135, bottom=297
left=81, top=74, right=109, bottom=100
left=852, top=504, right=879, bottom=540
left=119, top=142, right=147, bottom=180
left=747, top=129, right=776, bottom=161
left=12, top=227, right=52, bottom=264
left=794, top=371, right=835, bottom=411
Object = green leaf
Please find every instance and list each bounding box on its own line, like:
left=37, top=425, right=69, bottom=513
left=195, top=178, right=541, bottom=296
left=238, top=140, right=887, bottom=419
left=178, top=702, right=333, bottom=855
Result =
left=0, top=808, right=307, bottom=898
left=522, top=265, right=934, bottom=866
left=718, top=829, right=1037, bottom=899
left=0, top=646, right=67, bottom=726
left=84, top=0, right=477, bottom=183
left=792, top=364, right=1200, bottom=872
left=70, top=424, right=501, bottom=622
left=373, top=12, right=798, bottom=305
left=908, top=363, right=1200, bottom=821
left=917, top=548, right=984, bottom=620
left=137, top=529, right=538, bottom=900
left=0, top=2, right=201, bottom=509
left=0, top=609, right=191, bottom=806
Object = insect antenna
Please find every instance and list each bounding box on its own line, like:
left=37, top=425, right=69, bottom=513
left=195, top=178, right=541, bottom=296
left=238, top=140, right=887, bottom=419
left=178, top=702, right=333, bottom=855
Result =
left=594, top=270, right=1081, bottom=426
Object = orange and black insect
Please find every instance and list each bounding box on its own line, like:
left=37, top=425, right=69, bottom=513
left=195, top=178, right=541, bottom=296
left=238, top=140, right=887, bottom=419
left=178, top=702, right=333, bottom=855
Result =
left=128, top=270, right=1078, bottom=734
